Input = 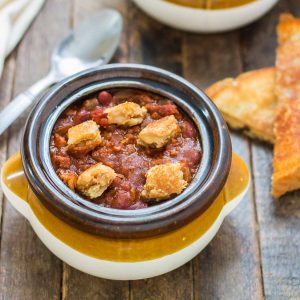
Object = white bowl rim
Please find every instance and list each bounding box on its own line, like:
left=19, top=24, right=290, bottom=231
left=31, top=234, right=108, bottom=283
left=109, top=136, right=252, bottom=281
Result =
left=138, top=0, right=277, bottom=13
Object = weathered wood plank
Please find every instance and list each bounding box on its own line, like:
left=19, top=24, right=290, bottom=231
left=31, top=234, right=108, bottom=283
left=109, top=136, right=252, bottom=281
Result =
left=61, top=1, right=130, bottom=299
left=62, top=267, right=129, bottom=300
left=127, top=4, right=194, bottom=300
left=0, top=54, right=16, bottom=298
left=0, top=55, right=16, bottom=228
left=130, top=262, right=193, bottom=300
left=240, top=0, right=288, bottom=70
left=128, top=2, right=182, bottom=74
left=183, top=32, right=242, bottom=87
left=287, top=0, right=300, bottom=16
left=0, top=56, right=16, bottom=298
left=1, top=0, right=300, bottom=298
left=0, top=0, right=72, bottom=299
left=0, top=55, right=15, bottom=300
left=241, top=1, right=300, bottom=299
left=183, top=31, right=264, bottom=299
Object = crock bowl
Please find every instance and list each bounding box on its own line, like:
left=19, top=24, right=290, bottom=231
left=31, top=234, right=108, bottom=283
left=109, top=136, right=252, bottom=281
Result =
left=132, top=0, right=279, bottom=33
left=1, top=64, right=250, bottom=279
left=21, top=64, right=232, bottom=239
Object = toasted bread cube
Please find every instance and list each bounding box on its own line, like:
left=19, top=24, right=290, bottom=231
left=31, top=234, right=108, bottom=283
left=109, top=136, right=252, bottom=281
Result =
left=141, top=162, right=188, bottom=200
left=138, top=115, right=180, bottom=148
left=67, top=120, right=101, bottom=155
left=104, top=102, right=147, bottom=126
left=76, top=163, right=116, bottom=199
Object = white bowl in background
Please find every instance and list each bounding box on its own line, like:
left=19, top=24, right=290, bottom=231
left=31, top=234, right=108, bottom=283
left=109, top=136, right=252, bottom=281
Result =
left=132, top=0, right=279, bottom=33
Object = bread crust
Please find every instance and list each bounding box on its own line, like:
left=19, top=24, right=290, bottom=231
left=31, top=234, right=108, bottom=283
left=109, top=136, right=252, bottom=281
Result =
left=272, top=14, right=300, bottom=198
left=205, top=67, right=276, bottom=144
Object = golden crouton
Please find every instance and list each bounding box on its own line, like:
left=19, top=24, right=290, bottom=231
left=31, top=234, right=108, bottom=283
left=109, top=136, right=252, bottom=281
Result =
left=67, top=120, right=101, bottom=155
left=205, top=67, right=277, bottom=144
left=76, top=163, right=116, bottom=199
left=137, top=115, right=180, bottom=148
left=141, top=162, right=188, bottom=200
left=104, top=101, right=147, bottom=126
left=272, top=14, right=300, bottom=198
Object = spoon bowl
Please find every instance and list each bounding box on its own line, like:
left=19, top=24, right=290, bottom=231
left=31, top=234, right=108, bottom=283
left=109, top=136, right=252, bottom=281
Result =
left=52, top=9, right=123, bottom=78
left=0, top=9, right=123, bottom=135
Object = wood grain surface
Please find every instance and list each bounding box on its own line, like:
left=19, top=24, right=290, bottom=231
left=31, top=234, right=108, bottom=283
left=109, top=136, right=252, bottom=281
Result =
left=183, top=31, right=263, bottom=299
left=0, top=0, right=299, bottom=299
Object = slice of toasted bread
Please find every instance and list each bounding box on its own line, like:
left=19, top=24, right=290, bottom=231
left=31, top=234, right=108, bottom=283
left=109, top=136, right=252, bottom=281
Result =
left=205, top=67, right=277, bottom=143
left=272, top=14, right=300, bottom=198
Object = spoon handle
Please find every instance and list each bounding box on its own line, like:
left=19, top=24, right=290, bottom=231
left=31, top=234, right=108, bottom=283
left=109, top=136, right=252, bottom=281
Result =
left=0, top=72, right=56, bottom=136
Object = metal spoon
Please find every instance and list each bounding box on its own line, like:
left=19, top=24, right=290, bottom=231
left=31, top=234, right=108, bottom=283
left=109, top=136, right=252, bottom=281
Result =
left=0, top=9, right=123, bottom=135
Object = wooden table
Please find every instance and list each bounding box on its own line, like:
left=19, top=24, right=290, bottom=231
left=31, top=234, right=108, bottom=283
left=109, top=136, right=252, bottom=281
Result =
left=0, top=0, right=299, bottom=299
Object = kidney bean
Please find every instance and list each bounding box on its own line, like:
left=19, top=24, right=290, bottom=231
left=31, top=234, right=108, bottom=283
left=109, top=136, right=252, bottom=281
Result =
left=90, top=107, right=108, bottom=126
left=98, top=91, right=113, bottom=106
left=113, top=190, right=132, bottom=209
left=54, top=116, right=74, bottom=135
left=181, top=121, right=197, bottom=138
left=183, top=149, right=201, bottom=168
left=145, top=103, right=180, bottom=117
left=74, top=109, right=90, bottom=124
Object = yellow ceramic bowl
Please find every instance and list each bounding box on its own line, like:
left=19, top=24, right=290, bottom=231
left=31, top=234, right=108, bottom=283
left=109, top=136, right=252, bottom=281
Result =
left=1, top=64, right=250, bottom=279
left=1, top=152, right=249, bottom=279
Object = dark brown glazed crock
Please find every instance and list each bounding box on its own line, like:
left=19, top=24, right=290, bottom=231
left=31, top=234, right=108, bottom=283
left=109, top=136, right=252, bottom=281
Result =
left=21, top=64, right=231, bottom=238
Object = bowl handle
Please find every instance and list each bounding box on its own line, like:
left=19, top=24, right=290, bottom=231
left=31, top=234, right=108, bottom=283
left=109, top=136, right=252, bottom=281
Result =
left=1, top=153, right=30, bottom=219
left=224, top=153, right=250, bottom=206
